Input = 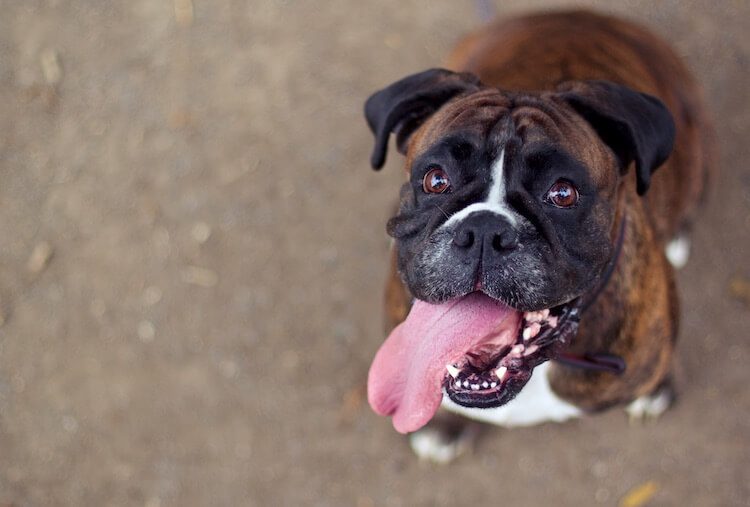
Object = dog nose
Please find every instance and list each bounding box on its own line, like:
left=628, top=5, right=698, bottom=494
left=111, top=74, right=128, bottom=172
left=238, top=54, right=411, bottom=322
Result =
left=451, top=211, right=518, bottom=253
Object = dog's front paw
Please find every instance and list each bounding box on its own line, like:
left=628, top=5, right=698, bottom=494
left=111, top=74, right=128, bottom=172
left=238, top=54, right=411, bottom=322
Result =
left=408, top=415, right=480, bottom=464
left=625, top=383, right=675, bottom=424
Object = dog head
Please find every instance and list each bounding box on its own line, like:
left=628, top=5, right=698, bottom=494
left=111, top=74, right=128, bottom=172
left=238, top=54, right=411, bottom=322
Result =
left=364, top=68, right=675, bottom=430
left=367, top=68, right=674, bottom=308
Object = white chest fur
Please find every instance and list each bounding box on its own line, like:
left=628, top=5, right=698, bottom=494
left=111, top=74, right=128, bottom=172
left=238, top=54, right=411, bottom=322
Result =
left=440, top=362, right=582, bottom=427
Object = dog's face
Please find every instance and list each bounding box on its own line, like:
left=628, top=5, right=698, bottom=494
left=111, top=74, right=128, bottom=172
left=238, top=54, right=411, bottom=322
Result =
left=365, top=70, right=675, bottom=420
left=386, top=89, right=619, bottom=311
left=367, top=69, right=674, bottom=311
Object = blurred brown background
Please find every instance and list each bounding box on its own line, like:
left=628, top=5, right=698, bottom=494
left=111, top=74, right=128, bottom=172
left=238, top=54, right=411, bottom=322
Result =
left=0, top=0, right=748, bottom=505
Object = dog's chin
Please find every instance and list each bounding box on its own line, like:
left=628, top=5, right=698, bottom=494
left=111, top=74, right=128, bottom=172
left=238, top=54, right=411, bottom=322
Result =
left=441, top=291, right=582, bottom=409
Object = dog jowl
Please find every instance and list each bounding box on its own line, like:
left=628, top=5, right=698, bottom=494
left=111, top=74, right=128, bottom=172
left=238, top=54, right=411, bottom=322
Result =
left=363, top=68, right=675, bottom=434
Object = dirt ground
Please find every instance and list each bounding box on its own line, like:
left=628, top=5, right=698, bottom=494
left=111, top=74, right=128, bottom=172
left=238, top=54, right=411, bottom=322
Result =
left=0, top=0, right=748, bottom=505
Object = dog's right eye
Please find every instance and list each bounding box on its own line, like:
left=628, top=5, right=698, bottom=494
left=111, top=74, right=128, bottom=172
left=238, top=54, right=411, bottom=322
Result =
left=422, top=166, right=451, bottom=194
left=545, top=179, right=579, bottom=208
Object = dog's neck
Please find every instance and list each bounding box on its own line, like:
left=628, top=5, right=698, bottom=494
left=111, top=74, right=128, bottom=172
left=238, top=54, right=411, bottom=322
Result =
left=554, top=212, right=628, bottom=374
left=548, top=190, right=677, bottom=410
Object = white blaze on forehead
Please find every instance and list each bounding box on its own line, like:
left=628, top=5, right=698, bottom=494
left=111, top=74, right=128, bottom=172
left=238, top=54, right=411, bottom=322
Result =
left=441, top=149, right=519, bottom=230
left=486, top=148, right=510, bottom=211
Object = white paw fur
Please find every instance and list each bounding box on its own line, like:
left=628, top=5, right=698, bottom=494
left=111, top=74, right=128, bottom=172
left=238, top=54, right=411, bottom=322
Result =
left=665, top=235, right=690, bottom=269
left=625, top=386, right=673, bottom=424
left=409, top=426, right=475, bottom=464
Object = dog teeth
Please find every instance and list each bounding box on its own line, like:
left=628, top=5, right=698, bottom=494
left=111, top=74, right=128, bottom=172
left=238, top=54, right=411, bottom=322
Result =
left=446, top=364, right=460, bottom=378
left=529, top=323, right=541, bottom=338
left=495, top=366, right=508, bottom=380
left=482, top=381, right=489, bottom=388
left=471, top=384, right=480, bottom=390
left=490, top=382, right=497, bottom=388
left=525, top=309, right=551, bottom=324
left=512, top=344, right=525, bottom=355
left=523, top=344, right=539, bottom=356
left=522, top=323, right=542, bottom=341
left=547, top=316, right=559, bottom=328
left=463, top=380, right=470, bottom=388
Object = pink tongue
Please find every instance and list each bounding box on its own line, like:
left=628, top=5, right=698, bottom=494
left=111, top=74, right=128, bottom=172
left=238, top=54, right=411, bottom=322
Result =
left=367, top=292, right=518, bottom=433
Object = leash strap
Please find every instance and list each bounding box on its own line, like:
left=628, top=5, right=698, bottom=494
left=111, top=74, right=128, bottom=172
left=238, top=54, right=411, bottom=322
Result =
left=555, top=352, right=627, bottom=374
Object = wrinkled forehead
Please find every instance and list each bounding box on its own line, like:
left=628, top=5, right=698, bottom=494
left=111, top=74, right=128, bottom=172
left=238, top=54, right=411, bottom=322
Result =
left=406, top=89, right=511, bottom=162
left=406, top=88, right=616, bottom=186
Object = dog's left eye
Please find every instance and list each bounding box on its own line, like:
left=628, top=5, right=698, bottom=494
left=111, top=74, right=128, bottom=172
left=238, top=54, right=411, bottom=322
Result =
left=545, top=180, right=579, bottom=208
left=422, top=166, right=451, bottom=194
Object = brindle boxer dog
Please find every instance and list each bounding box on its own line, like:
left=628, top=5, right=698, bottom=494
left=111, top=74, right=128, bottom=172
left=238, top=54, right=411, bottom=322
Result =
left=363, top=10, right=716, bottom=462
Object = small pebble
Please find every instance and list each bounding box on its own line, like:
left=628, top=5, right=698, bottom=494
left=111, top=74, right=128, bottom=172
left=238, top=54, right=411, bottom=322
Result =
left=137, top=320, right=156, bottom=342
left=153, top=227, right=171, bottom=259
left=11, top=373, right=25, bottom=393
left=191, top=222, right=212, bottom=244
left=143, top=286, right=163, bottom=306
left=62, top=415, right=78, bottom=433
left=219, top=360, right=238, bottom=379
left=27, top=241, right=53, bottom=273
left=40, top=48, right=62, bottom=85
left=90, top=298, right=106, bottom=318
left=384, top=33, right=402, bottom=49
left=174, top=0, right=194, bottom=27
left=729, top=275, right=750, bottom=308
left=181, top=266, right=218, bottom=287
left=591, top=460, right=608, bottom=478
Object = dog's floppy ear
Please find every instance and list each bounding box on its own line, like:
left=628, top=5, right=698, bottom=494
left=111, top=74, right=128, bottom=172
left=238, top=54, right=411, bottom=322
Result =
left=365, top=68, right=482, bottom=170
left=556, top=80, right=675, bottom=195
